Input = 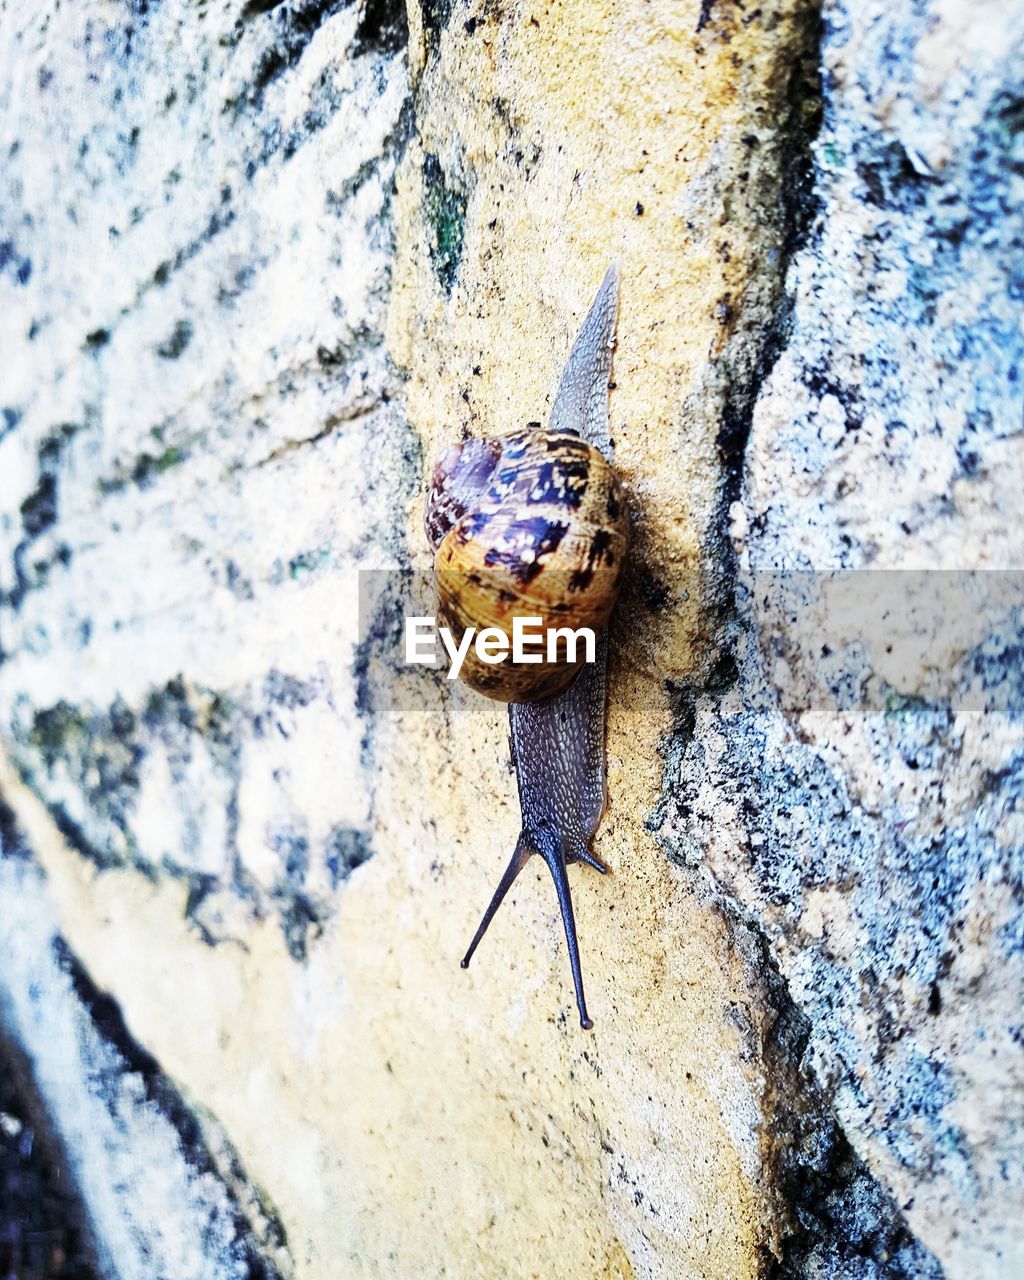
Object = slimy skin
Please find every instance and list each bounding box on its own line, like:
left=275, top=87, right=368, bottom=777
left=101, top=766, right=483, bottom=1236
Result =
left=457, top=266, right=621, bottom=1029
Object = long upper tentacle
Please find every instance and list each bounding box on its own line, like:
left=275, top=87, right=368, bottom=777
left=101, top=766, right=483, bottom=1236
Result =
left=460, top=835, right=533, bottom=970
left=537, top=841, right=595, bottom=1029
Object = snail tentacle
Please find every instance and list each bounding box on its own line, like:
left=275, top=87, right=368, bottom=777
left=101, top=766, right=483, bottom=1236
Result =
left=574, top=846, right=608, bottom=874
left=540, top=837, right=595, bottom=1030
left=461, top=828, right=599, bottom=1030
left=460, top=835, right=534, bottom=970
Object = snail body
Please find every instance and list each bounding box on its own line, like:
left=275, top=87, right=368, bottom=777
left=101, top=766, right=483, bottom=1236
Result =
left=425, top=427, right=628, bottom=702
left=426, top=265, right=624, bottom=1029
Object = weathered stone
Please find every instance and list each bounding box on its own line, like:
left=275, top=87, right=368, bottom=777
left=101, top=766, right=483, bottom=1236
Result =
left=0, top=1, right=1020, bottom=1278
left=667, top=1, right=1024, bottom=1274
left=0, top=811, right=289, bottom=1280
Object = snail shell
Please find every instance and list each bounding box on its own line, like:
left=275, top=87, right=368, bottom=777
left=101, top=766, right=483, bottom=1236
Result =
left=424, top=426, right=629, bottom=702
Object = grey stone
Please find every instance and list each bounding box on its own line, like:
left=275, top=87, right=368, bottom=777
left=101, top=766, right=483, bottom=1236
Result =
left=669, top=1, right=1024, bottom=1273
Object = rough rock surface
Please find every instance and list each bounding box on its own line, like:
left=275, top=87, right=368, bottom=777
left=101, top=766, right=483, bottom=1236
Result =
left=0, top=1, right=1020, bottom=1278
left=0, top=807, right=288, bottom=1280
left=691, top=2, right=1024, bottom=1273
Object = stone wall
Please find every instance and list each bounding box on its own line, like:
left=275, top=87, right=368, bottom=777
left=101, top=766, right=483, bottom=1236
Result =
left=0, top=2, right=1020, bottom=1278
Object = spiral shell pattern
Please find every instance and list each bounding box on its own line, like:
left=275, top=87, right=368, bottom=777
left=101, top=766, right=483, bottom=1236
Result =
left=426, top=427, right=629, bottom=702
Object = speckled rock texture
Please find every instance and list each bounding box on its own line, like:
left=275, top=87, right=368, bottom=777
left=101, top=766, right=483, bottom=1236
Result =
left=0, top=1, right=1019, bottom=1278
left=691, top=2, right=1024, bottom=1273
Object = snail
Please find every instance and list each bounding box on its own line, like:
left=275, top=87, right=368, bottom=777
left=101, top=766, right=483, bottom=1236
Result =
left=424, top=265, right=626, bottom=1029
